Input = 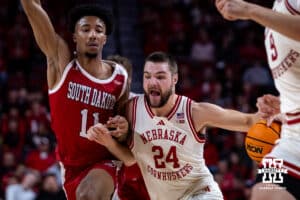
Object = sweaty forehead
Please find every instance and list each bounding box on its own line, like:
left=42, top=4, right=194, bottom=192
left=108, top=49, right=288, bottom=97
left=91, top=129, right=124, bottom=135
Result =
left=144, top=61, right=170, bottom=74
left=76, top=16, right=105, bottom=27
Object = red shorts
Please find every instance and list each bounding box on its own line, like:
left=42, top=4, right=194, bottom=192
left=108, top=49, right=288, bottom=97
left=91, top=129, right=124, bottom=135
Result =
left=62, top=160, right=117, bottom=200
left=117, top=163, right=150, bottom=200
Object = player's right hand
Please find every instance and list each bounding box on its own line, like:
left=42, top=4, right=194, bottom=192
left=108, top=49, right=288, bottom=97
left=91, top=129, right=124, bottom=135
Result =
left=215, top=0, right=251, bottom=21
left=256, top=94, right=280, bottom=119
left=106, top=115, right=129, bottom=142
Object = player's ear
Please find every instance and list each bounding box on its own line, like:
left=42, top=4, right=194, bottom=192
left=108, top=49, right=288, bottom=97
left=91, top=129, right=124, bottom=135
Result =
left=103, top=35, right=107, bottom=45
left=73, top=34, right=77, bottom=43
left=173, top=73, right=178, bottom=84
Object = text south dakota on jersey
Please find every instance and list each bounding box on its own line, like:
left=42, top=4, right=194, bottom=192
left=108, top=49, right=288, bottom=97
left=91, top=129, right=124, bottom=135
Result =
left=67, top=81, right=116, bottom=109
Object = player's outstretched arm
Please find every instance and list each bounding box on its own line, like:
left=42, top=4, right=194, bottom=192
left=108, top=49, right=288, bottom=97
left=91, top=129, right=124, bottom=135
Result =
left=87, top=123, right=136, bottom=166
left=21, top=0, right=70, bottom=88
left=216, top=0, right=300, bottom=41
left=192, top=102, right=261, bottom=132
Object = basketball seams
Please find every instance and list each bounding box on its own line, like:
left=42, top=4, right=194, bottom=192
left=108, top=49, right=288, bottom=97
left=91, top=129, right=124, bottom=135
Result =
left=246, top=135, right=275, bottom=146
left=250, top=123, right=279, bottom=141
left=245, top=120, right=281, bottom=163
left=255, top=122, right=281, bottom=137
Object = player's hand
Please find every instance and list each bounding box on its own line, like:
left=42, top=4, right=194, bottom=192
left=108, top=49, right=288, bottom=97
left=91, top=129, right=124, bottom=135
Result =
left=256, top=94, right=280, bottom=119
left=87, top=123, right=115, bottom=147
left=266, top=113, right=286, bottom=126
left=106, top=115, right=129, bottom=141
left=215, top=0, right=251, bottom=21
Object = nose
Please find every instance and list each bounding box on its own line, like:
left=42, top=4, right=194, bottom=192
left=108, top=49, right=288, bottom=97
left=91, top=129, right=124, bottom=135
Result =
left=89, top=30, right=97, bottom=39
left=148, top=77, right=158, bottom=85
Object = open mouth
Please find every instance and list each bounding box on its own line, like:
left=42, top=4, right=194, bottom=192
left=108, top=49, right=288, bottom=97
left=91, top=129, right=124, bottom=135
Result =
left=149, top=89, right=160, bottom=96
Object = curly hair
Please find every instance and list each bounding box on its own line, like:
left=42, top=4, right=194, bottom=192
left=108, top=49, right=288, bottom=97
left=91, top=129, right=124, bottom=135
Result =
left=68, top=4, right=114, bottom=35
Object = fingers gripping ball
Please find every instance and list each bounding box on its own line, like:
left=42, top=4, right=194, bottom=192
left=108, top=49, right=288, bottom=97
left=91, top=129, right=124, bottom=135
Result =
left=245, top=120, right=281, bottom=163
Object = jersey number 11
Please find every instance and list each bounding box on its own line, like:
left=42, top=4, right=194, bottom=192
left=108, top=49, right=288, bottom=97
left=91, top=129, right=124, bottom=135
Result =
left=80, top=109, right=99, bottom=138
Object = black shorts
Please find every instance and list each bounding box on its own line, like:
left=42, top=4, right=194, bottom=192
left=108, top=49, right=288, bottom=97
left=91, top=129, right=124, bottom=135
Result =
left=256, top=173, right=300, bottom=199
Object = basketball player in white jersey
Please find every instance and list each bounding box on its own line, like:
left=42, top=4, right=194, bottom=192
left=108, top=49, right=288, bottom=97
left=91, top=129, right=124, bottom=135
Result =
left=87, top=52, right=262, bottom=200
left=216, top=0, right=300, bottom=199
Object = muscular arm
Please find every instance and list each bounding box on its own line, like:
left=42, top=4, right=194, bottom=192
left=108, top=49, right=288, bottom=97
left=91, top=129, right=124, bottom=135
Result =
left=87, top=108, right=136, bottom=167
left=21, top=0, right=70, bottom=88
left=248, top=3, right=300, bottom=41
left=192, top=102, right=260, bottom=132
left=216, top=0, right=300, bottom=41
left=104, top=140, right=136, bottom=167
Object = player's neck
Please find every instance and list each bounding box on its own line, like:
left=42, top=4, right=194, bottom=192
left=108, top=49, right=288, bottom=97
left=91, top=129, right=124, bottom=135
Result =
left=77, top=55, right=113, bottom=79
left=152, top=94, right=178, bottom=117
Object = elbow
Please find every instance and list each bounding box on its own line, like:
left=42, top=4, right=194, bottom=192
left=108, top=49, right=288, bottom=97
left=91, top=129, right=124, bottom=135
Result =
left=21, top=0, right=33, bottom=8
left=21, top=0, right=40, bottom=12
left=123, top=158, right=137, bottom=167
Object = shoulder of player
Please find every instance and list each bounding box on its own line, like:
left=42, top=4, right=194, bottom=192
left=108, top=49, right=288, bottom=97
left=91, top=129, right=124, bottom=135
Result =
left=102, top=60, right=127, bottom=73
left=190, top=101, right=218, bottom=114
left=103, top=60, right=128, bottom=76
left=190, top=101, right=225, bottom=124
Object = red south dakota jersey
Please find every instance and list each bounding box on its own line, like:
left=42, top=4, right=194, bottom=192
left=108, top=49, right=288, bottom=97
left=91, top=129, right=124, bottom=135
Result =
left=48, top=59, right=128, bottom=167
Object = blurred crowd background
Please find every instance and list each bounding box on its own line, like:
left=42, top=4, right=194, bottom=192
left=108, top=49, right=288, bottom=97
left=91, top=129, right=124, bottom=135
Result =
left=0, top=0, right=278, bottom=200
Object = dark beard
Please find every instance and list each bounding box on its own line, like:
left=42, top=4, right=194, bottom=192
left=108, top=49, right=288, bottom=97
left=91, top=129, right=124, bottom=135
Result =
left=85, top=52, right=98, bottom=58
left=144, top=88, right=173, bottom=108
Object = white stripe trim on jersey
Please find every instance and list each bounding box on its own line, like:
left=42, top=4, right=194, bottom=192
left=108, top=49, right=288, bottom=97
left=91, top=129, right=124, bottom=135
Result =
left=76, top=59, right=128, bottom=100
left=75, top=59, right=123, bottom=84
left=186, top=98, right=206, bottom=143
left=48, top=60, right=74, bottom=94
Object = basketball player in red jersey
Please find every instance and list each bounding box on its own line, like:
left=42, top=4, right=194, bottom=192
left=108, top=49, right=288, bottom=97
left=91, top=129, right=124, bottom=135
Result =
left=21, top=1, right=129, bottom=200
left=216, top=0, right=300, bottom=199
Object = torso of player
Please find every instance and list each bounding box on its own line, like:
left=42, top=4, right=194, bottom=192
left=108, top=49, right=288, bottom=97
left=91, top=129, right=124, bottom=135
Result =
left=130, top=95, right=216, bottom=200
left=264, top=0, right=300, bottom=113
left=48, top=59, right=127, bottom=167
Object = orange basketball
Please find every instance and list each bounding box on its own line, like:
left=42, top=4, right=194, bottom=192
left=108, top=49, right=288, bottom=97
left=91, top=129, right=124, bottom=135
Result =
left=245, top=120, right=281, bottom=163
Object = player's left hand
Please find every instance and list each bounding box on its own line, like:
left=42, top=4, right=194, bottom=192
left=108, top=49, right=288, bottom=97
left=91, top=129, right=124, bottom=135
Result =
left=106, top=115, right=129, bottom=141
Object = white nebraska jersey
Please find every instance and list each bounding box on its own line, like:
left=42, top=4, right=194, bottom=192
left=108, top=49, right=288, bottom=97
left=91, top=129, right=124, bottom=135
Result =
left=263, top=0, right=300, bottom=178
left=265, top=0, right=300, bottom=114
left=129, top=95, right=222, bottom=200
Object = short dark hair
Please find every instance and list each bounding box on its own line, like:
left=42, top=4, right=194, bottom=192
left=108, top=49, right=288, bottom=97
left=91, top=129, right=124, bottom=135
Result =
left=145, top=52, right=178, bottom=74
left=68, top=4, right=114, bottom=35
